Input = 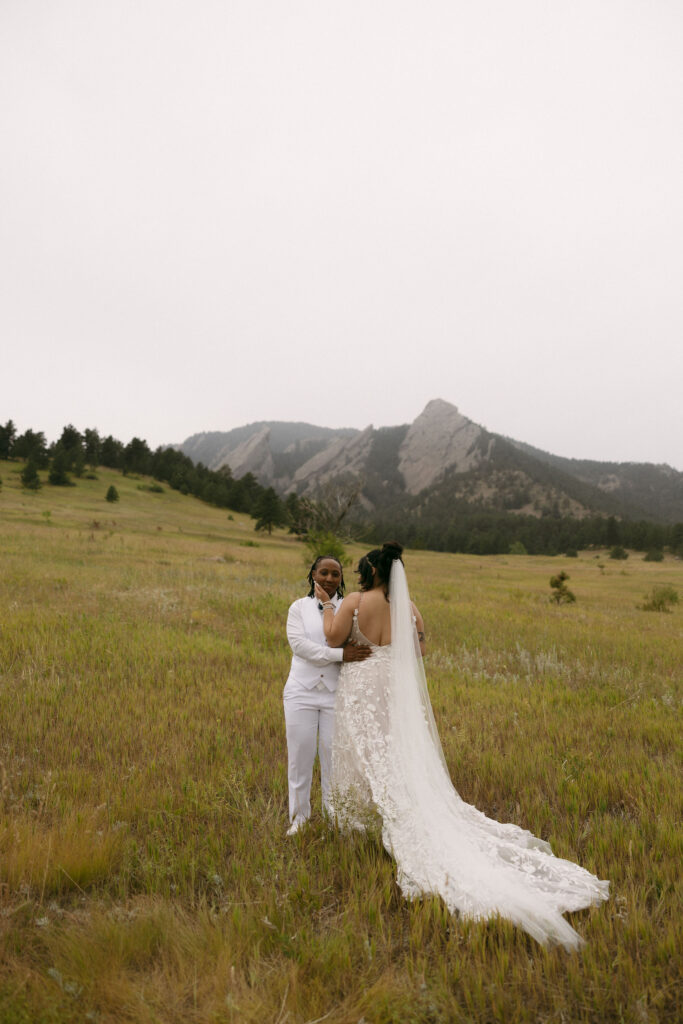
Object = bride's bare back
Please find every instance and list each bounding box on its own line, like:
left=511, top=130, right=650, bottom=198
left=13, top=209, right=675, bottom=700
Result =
left=356, top=588, right=392, bottom=647
left=318, top=583, right=425, bottom=654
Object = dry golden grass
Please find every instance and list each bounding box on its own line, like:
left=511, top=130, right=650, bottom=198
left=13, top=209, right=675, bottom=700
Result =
left=0, top=460, right=681, bottom=1023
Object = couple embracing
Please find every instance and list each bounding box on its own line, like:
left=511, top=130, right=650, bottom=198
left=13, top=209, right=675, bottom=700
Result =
left=283, top=542, right=609, bottom=951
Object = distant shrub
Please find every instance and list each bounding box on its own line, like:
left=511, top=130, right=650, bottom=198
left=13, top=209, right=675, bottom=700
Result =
left=21, top=460, right=41, bottom=490
left=564, top=549, right=578, bottom=558
left=85, top=471, right=98, bottom=480
left=106, top=485, right=120, bottom=503
left=227, top=514, right=234, bottom=520
left=643, top=549, right=663, bottom=562
left=304, top=529, right=348, bottom=566
left=549, top=571, right=576, bottom=604
left=508, top=540, right=528, bottom=555
left=240, top=539, right=259, bottom=547
left=609, top=546, right=628, bottom=560
left=640, top=586, right=679, bottom=613
left=137, top=482, right=164, bottom=493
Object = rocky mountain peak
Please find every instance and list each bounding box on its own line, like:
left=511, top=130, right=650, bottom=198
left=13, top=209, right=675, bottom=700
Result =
left=420, top=398, right=461, bottom=417
left=292, top=425, right=376, bottom=493
left=224, top=426, right=274, bottom=480
left=398, top=399, right=484, bottom=495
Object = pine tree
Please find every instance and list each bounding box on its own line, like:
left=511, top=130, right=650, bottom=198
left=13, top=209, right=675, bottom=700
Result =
left=48, top=447, right=73, bottom=486
left=605, top=516, right=621, bottom=547
left=84, top=428, right=102, bottom=467
left=284, top=492, right=306, bottom=533
left=0, top=419, right=16, bottom=459
left=669, top=523, right=683, bottom=557
left=124, top=437, right=152, bottom=475
left=13, top=429, right=49, bottom=467
left=254, top=487, right=286, bottom=535
left=21, top=459, right=41, bottom=490
left=101, top=436, right=124, bottom=469
left=549, top=571, right=576, bottom=604
left=58, top=424, right=84, bottom=469
left=106, top=484, right=120, bottom=503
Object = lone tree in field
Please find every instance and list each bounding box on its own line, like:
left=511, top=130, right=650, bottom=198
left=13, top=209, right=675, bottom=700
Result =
left=549, top=571, right=576, bottom=604
left=106, top=484, right=120, bottom=503
left=254, top=487, right=286, bottom=535
left=21, top=459, right=41, bottom=490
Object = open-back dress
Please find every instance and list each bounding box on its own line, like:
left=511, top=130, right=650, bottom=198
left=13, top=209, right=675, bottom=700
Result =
left=331, top=574, right=609, bottom=951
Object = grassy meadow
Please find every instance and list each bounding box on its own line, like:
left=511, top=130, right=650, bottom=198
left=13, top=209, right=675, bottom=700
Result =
left=0, top=459, right=681, bottom=1023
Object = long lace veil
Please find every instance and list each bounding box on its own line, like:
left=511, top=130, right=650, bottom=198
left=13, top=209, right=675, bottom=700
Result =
left=385, top=557, right=609, bottom=950
left=388, top=559, right=451, bottom=786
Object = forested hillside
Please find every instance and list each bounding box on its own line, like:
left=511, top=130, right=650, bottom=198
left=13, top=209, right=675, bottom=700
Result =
left=2, top=417, right=682, bottom=557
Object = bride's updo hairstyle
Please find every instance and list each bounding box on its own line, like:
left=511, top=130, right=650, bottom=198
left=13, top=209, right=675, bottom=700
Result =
left=356, top=541, right=404, bottom=593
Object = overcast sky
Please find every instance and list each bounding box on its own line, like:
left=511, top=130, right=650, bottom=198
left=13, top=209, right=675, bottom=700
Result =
left=1, top=1, right=682, bottom=468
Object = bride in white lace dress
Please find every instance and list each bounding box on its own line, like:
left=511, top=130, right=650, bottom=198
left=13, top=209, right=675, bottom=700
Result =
left=314, top=542, right=609, bottom=951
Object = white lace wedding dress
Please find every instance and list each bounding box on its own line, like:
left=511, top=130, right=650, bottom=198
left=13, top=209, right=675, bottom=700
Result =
left=331, top=562, right=609, bottom=950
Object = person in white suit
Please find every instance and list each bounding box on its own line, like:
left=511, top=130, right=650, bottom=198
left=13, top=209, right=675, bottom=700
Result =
left=284, top=554, right=371, bottom=835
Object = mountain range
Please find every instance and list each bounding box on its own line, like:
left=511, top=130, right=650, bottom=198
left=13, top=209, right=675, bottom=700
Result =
left=177, top=399, right=683, bottom=525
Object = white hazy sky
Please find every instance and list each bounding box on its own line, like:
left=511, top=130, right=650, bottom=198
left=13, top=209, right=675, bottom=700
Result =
left=1, top=1, right=682, bottom=468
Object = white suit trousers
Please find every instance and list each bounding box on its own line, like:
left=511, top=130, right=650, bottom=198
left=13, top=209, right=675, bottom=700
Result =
left=283, top=679, right=336, bottom=822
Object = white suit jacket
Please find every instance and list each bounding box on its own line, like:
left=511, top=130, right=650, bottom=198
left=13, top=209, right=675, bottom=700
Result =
left=286, top=594, right=342, bottom=692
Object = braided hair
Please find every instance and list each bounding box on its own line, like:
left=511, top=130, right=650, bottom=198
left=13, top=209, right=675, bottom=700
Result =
left=356, top=541, right=403, bottom=594
left=306, top=554, right=346, bottom=598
